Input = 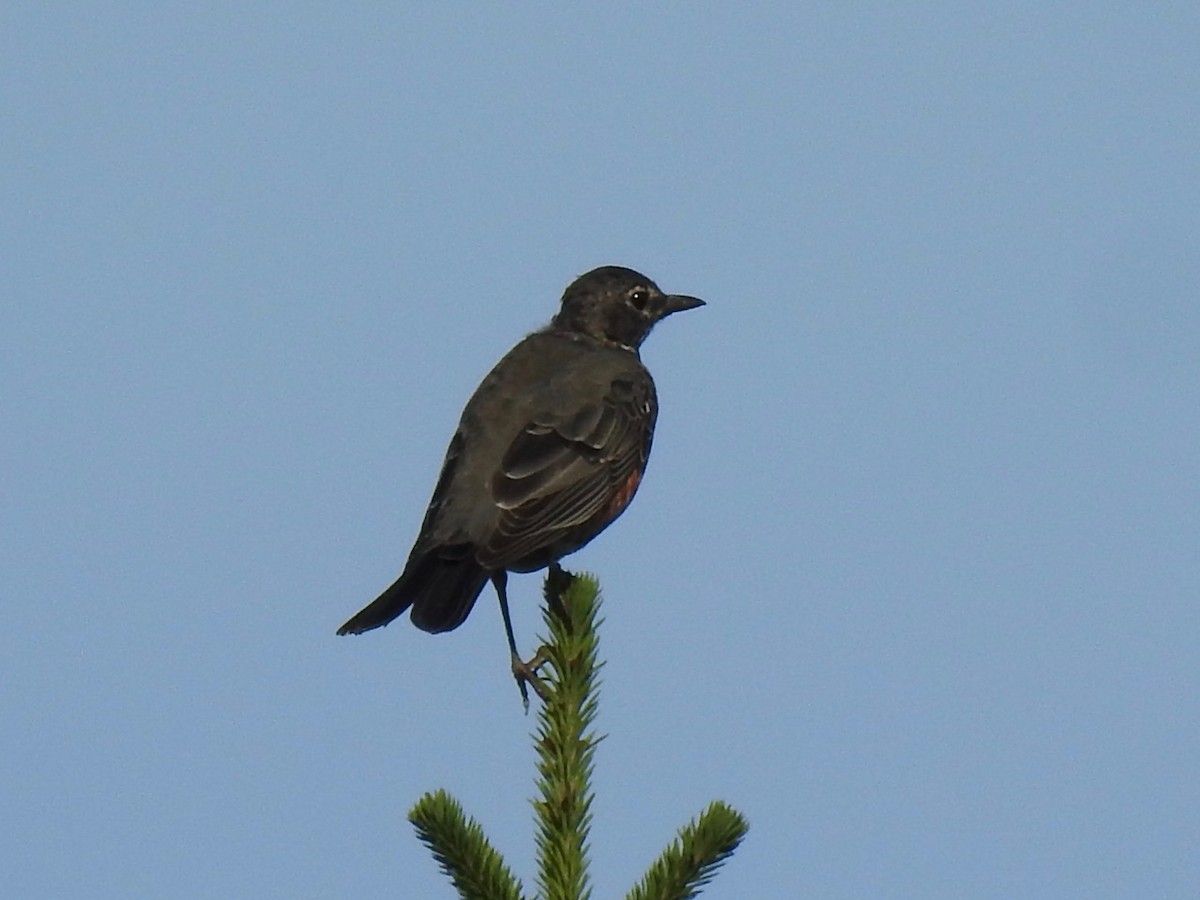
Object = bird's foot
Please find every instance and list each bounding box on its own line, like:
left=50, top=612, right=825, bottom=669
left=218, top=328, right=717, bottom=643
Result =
left=511, top=645, right=552, bottom=711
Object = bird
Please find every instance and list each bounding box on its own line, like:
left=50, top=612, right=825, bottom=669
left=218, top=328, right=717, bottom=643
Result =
left=337, top=265, right=704, bottom=700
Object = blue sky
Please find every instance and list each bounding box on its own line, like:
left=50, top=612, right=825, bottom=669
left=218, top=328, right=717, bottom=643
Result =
left=4, top=5, right=1198, bottom=898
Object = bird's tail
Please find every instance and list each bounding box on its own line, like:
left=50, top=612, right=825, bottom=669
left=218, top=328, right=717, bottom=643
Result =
left=336, top=547, right=490, bottom=636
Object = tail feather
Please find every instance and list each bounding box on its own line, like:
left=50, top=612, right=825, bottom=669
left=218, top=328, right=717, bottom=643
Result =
left=337, top=547, right=490, bottom=636
left=409, top=555, right=490, bottom=633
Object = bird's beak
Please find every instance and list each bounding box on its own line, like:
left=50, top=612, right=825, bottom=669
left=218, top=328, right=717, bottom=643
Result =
left=662, top=294, right=706, bottom=316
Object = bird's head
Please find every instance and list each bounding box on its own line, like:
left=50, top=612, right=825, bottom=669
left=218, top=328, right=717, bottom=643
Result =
left=551, top=266, right=704, bottom=350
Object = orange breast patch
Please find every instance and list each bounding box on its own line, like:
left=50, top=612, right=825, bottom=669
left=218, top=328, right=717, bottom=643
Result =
left=605, top=468, right=643, bottom=520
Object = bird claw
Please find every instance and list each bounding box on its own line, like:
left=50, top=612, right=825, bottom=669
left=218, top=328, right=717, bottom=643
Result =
left=512, top=645, right=552, bottom=710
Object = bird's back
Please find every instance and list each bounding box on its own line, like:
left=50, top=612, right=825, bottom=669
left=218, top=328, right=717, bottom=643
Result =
left=427, top=327, right=657, bottom=563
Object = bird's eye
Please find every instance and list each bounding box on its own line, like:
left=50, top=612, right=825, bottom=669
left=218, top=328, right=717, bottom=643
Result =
left=628, top=288, right=650, bottom=311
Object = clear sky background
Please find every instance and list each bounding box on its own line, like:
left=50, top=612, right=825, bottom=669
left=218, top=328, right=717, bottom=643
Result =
left=4, top=5, right=1198, bottom=898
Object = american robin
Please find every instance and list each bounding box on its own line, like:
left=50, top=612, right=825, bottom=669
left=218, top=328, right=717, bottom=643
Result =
left=338, top=265, right=704, bottom=700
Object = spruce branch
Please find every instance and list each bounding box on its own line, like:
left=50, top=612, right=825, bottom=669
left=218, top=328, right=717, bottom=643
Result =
left=531, top=571, right=603, bottom=900
left=408, top=789, right=525, bottom=900
left=405, top=570, right=748, bottom=899
left=624, top=801, right=749, bottom=900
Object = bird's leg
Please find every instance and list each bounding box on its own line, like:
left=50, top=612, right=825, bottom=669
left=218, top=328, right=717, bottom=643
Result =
left=546, top=562, right=574, bottom=631
left=492, top=571, right=549, bottom=709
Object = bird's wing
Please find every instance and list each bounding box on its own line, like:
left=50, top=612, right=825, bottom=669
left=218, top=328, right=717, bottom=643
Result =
left=480, top=375, right=655, bottom=566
